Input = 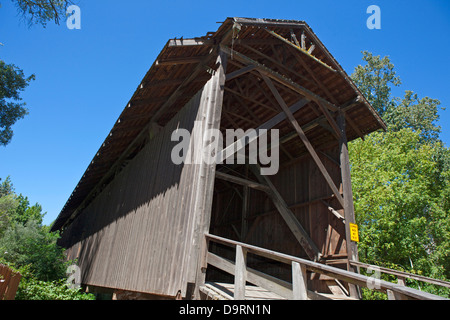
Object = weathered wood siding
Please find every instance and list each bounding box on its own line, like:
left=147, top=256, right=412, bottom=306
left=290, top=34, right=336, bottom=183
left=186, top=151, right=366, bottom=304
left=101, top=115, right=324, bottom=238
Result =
left=58, top=70, right=225, bottom=297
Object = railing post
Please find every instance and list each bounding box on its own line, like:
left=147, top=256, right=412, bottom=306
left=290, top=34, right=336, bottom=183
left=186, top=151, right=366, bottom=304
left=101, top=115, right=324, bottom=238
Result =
left=397, top=276, right=406, bottom=286
left=292, top=261, right=308, bottom=300
left=387, top=289, right=408, bottom=300
left=235, top=245, right=247, bottom=300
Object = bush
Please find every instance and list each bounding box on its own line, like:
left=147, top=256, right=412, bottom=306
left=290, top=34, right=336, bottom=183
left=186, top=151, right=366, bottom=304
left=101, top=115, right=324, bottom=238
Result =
left=16, top=278, right=95, bottom=300
left=0, top=220, right=68, bottom=281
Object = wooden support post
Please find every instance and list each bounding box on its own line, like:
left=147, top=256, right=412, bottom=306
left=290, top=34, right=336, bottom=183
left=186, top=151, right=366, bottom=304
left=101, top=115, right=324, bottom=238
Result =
left=260, top=73, right=345, bottom=209
left=250, top=165, right=321, bottom=261
left=397, top=276, right=406, bottom=286
left=235, top=245, right=247, bottom=300
left=337, top=110, right=361, bottom=299
left=241, top=165, right=249, bottom=242
left=191, top=48, right=228, bottom=299
left=292, top=262, right=308, bottom=300
left=387, top=289, right=408, bottom=300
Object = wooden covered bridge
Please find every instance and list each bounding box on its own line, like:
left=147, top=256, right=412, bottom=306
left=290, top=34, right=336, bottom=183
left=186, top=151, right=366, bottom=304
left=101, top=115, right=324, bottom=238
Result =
left=51, top=17, right=448, bottom=300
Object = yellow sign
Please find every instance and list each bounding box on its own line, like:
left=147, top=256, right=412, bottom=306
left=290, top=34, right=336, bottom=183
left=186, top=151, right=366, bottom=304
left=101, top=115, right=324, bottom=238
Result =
left=349, top=223, right=359, bottom=242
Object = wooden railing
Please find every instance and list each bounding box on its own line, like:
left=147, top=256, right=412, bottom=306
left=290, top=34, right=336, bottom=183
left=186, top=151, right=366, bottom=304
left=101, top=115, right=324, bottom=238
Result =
left=0, top=264, right=21, bottom=300
left=203, top=233, right=448, bottom=300
left=350, top=260, right=450, bottom=293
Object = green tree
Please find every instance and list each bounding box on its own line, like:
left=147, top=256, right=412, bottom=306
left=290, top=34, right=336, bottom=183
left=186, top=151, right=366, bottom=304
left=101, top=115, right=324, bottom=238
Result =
left=12, top=0, right=73, bottom=27
left=12, top=194, right=44, bottom=225
left=351, top=51, right=401, bottom=117
left=351, top=51, right=443, bottom=142
left=350, top=51, right=449, bottom=298
left=0, top=219, right=67, bottom=281
left=0, top=61, right=35, bottom=146
left=0, top=177, right=18, bottom=235
left=0, top=176, right=15, bottom=196
left=385, top=90, right=444, bottom=143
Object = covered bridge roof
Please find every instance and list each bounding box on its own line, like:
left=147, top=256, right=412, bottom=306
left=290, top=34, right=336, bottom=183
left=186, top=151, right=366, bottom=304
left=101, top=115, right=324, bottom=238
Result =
left=51, top=17, right=385, bottom=232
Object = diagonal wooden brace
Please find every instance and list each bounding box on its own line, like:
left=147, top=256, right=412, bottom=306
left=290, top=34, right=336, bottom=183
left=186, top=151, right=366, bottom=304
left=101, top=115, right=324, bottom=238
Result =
left=259, top=73, right=345, bottom=209
left=250, top=165, right=321, bottom=261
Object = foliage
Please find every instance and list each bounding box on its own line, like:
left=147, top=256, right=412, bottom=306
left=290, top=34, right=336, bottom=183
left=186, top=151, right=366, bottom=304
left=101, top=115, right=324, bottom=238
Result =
left=0, top=177, right=17, bottom=236
left=350, top=129, right=450, bottom=295
left=351, top=51, right=444, bottom=143
left=15, top=278, right=95, bottom=300
left=12, top=0, right=73, bottom=27
left=0, top=219, right=68, bottom=281
left=0, top=176, right=15, bottom=196
left=0, top=60, right=35, bottom=146
left=12, top=194, right=44, bottom=225
left=351, top=51, right=401, bottom=117
left=0, top=178, right=95, bottom=300
left=384, top=90, right=444, bottom=143
left=349, top=51, right=450, bottom=299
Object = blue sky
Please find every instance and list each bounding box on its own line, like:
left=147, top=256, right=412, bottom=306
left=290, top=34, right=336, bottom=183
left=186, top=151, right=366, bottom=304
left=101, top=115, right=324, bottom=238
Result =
left=1, top=0, right=449, bottom=226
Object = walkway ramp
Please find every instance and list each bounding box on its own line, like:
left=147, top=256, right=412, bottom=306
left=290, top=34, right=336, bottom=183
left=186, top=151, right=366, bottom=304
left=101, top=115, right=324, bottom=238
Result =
left=200, top=282, right=357, bottom=300
left=201, top=234, right=449, bottom=301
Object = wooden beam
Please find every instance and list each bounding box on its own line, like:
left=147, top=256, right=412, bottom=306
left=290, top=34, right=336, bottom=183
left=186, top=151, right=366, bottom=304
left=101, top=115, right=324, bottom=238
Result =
left=250, top=165, right=321, bottom=261
left=215, top=171, right=271, bottom=193
left=226, top=65, right=256, bottom=82
left=288, top=46, right=338, bottom=105
left=168, top=38, right=211, bottom=47
left=290, top=29, right=300, bottom=47
left=337, top=110, right=360, bottom=299
left=220, top=45, right=337, bottom=112
left=292, top=262, right=308, bottom=300
left=141, top=75, right=211, bottom=89
left=260, top=74, right=345, bottom=209
left=156, top=55, right=207, bottom=66
left=321, top=201, right=345, bottom=222
left=192, top=48, right=228, bottom=299
left=240, top=43, right=313, bottom=85
left=345, top=114, right=365, bottom=141
left=224, top=87, right=276, bottom=113
left=315, top=101, right=342, bottom=139
left=241, top=165, right=249, bottom=241
left=217, top=98, right=309, bottom=164
left=234, top=245, right=247, bottom=300
left=264, top=29, right=337, bottom=72
left=350, top=260, right=450, bottom=289
left=288, top=46, right=366, bottom=141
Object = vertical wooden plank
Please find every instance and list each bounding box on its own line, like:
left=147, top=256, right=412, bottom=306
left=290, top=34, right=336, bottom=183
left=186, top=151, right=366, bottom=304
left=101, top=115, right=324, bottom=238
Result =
left=234, top=245, right=247, bottom=300
left=387, top=289, right=408, bottom=300
left=0, top=267, right=12, bottom=300
left=0, top=265, right=8, bottom=299
left=292, top=261, right=308, bottom=300
left=240, top=165, right=249, bottom=241
left=337, top=110, right=360, bottom=299
left=4, top=273, right=21, bottom=300
left=190, top=49, right=227, bottom=298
